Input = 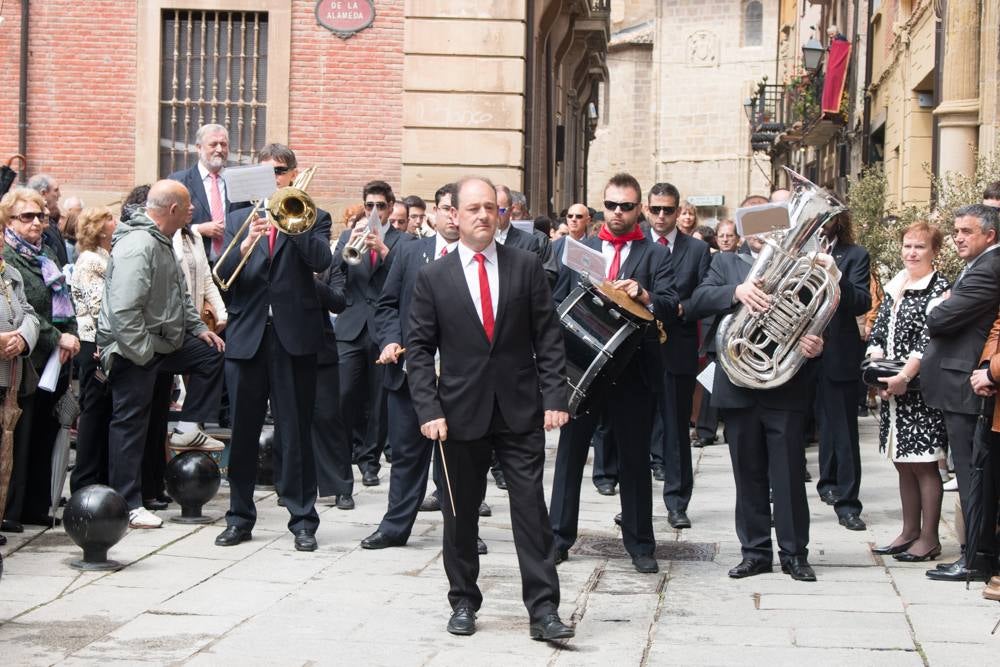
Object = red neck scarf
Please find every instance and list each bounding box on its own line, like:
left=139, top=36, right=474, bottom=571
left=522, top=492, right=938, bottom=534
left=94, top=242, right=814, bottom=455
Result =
left=598, top=224, right=645, bottom=280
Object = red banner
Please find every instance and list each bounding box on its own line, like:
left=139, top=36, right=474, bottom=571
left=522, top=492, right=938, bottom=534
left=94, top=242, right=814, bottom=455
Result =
left=822, top=39, right=851, bottom=114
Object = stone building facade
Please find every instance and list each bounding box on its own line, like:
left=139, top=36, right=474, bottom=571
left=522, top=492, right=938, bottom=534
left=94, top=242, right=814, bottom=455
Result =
left=1, top=0, right=609, bottom=218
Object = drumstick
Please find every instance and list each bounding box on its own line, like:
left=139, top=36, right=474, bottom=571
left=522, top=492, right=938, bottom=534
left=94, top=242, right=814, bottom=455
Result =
left=437, top=439, right=458, bottom=517
left=375, top=347, right=406, bottom=365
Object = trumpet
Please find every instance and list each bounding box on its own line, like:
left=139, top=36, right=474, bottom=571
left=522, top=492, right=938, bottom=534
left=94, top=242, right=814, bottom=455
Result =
left=212, top=166, right=318, bottom=291
left=342, top=213, right=373, bottom=265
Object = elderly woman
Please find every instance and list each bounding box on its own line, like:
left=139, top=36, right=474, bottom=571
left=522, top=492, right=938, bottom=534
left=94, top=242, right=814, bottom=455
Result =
left=0, top=187, right=77, bottom=532
left=173, top=224, right=227, bottom=334
left=867, top=222, right=950, bottom=562
left=69, top=206, right=117, bottom=492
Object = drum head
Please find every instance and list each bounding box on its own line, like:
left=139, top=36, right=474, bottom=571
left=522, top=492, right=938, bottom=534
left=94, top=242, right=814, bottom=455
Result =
left=596, top=281, right=654, bottom=322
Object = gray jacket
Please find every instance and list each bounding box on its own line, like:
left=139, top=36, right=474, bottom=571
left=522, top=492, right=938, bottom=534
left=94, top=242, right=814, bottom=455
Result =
left=96, top=212, right=206, bottom=371
left=0, top=264, right=40, bottom=389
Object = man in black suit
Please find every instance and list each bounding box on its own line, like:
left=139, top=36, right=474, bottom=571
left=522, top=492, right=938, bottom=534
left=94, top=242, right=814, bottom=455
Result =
left=361, top=183, right=460, bottom=550
left=922, top=204, right=1000, bottom=581
left=213, top=144, right=332, bottom=552
left=549, top=173, right=678, bottom=574
left=645, top=183, right=711, bottom=529
left=814, top=213, right=871, bottom=531
left=688, top=248, right=825, bottom=582
left=407, top=176, right=574, bottom=641
left=495, top=185, right=557, bottom=286
left=333, top=181, right=408, bottom=486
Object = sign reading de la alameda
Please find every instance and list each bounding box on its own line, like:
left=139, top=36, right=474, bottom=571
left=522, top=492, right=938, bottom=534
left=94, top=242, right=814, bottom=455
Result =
left=315, top=0, right=375, bottom=39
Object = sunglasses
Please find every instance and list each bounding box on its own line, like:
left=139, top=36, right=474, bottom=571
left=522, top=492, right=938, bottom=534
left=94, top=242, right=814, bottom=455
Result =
left=498, top=207, right=508, bottom=215
left=12, top=211, right=44, bottom=223
left=566, top=213, right=585, bottom=219
left=364, top=201, right=389, bottom=211
left=648, top=205, right=677, bottom=216
left=273, top=166, right=291, bottom=175
left=604, top=200, right=638, bottom=212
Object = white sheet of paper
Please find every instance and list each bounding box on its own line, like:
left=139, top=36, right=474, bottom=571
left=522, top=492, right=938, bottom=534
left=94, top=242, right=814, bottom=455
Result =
left=222, top=164, right=277, bottom=203
left=562, top=236, right=607, bottom=284
left=511, top=220, right=534, bottom=235
left=696, top=361, right=716, bottom=394
left=365, top=206, right=382, bottom=241
left=735, top=202, right=789, bottom=238
left=38, top=349, right=63, bottom=393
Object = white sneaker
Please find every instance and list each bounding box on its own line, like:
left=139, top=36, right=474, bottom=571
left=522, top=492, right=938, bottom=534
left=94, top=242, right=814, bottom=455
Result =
left=943, top=476, right=959, bottom=492
left=169, top=429, right=225, bottom=452
left=129, top=507, right=163, bottom=529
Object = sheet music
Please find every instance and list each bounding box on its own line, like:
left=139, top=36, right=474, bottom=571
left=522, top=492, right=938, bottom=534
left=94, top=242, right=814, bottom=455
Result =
left=562, top=236, right=607, bottom=284
left=221, top=164, right=276, bottom=203
left=511, top=220, right=534, bottom=235
left=735, top=202, right=789, bottom=238
left=696, top=361, right=716, bottom=394
left=364, top=205, right=382, bottom=241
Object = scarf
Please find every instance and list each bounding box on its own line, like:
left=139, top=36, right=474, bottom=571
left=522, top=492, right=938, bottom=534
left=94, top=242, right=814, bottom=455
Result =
left=597, top=223, right=646, bottom=280
left=4, top=228, right=75, bottom=322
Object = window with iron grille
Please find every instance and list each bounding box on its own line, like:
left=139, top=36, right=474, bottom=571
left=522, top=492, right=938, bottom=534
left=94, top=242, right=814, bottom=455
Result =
left=159, top=10, right=269, bottom=177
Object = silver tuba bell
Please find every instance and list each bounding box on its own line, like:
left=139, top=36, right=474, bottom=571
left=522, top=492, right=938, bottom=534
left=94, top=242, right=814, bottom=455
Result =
left=716, top=168, right=846, bottom=389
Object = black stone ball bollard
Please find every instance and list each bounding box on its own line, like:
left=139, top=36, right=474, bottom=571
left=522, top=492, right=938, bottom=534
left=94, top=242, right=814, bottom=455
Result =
left=164, top=451, right=221, bottom=524
left=63, top=485, right=129, bottom=571
left=256, top=430, right=275, bottom=488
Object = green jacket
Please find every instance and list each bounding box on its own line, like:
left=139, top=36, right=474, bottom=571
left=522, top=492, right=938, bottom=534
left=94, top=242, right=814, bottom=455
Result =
left=96, top=212, right=206, bottom=372
left=2, top=243, right=77, bottom=371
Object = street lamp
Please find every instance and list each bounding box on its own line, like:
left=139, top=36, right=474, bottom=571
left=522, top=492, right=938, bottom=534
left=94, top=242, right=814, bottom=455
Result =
left=802, top=35, right=825, bottom=73
left=744, top=97, right=756, bottom=123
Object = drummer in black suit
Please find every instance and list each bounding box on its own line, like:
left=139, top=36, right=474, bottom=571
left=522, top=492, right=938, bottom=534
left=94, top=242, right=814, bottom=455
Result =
left=549, top=173, right=678, bottom=574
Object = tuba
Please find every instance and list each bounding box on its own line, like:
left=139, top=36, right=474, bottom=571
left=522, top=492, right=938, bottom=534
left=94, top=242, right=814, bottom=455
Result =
left=716, top=168, right=846, bottom=389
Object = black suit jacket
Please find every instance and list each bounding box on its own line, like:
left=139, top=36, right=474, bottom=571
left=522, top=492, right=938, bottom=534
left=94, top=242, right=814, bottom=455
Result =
left=218, top=208, right=333, bottom=359
left=688, top=252, right=813, bottom=411
left=374, top=235, right=439, bottom=391
left=168, top=164, right=251, bottom=258
left=314, top=259, right=348, bottom=366
left=332, top=225, right=408, bottom=344
left=922, top=247, right=1000, bottom=414
left=553, top=235, right=679, bottom=392
left=646, top=230, right=711, bottom=375
left=501, top=226, right=557, bottom=286
left=407, top=243, right=568, bottom=440
left=817, top=242, right=871, bottom=382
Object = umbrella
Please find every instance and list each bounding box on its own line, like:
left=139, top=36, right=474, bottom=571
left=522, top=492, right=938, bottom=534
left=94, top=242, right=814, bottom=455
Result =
left=0, top=362, right=22, bottom=524
left=49, top=388, right=80, bottom=525
left=963, top=396, right=1000, bottom=588
left=0, top=155, right=25, bottom=197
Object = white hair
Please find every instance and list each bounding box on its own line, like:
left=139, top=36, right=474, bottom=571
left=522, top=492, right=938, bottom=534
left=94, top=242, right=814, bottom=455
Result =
left=195, top=123, right=229, bottom=145
left=26, top=173, right=55, bottom=194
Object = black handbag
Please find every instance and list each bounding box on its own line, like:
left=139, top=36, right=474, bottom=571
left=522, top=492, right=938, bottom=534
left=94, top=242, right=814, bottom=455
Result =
left=1, top=155, right=25, bottom=197
left=861, top=358, right=920, bottom=392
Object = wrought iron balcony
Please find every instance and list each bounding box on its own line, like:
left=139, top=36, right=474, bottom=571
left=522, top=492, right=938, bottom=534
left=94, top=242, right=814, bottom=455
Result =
left=745, top=78, right=786, bottom=152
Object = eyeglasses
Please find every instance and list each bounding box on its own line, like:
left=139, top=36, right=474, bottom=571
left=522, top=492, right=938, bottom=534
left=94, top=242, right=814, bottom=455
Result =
left=566, top=213, right=585, bottom=219
left=604, top=200, right=638, bottom=212
left=648, top=206, right=677, bottom=216
left=364, top=201, right=389, bottom=211
left=273, top=166, right=290, bottom=175
left=11, top=211, right=44, bottom=223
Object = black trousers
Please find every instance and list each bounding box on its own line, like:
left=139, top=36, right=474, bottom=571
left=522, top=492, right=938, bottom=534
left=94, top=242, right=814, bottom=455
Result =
left=590, top=419, right=617, bottom=487
left=226, top=325, right=319, bottom=534
left=725, top=406, right=810, bottom=562
left=378, top=382, right=435, bottom=542
left=658, top=371, right=695, bottom=513
left=140, top=374, right=172, bottom=501
left=695, top=354, right=719, bottom=441
left=816, top=377, right=863, bottom=517
left=943, top=410, right=996, bottom=552
left=312, top=361, right=353, bottom=498
left=550, top=369, right=656, bottom=557
left=108, top=334, right=223, bottom=510
left=971, top=420, right=1000, bottom=556
left=337, top=328, right=387, bottom=475
left=71, top=341, right=110, bottom=492
left=441, top=403, right=560, bottom=621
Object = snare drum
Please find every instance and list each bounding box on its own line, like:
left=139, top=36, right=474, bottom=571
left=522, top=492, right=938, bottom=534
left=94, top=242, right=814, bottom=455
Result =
left=558, top=281, right=653, bottom=416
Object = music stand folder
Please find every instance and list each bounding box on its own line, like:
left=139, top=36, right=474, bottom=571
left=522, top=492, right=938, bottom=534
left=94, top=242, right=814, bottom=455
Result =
left=735, top=203, right=790, bottom=238
left=222, top=164, right=277, bottom=204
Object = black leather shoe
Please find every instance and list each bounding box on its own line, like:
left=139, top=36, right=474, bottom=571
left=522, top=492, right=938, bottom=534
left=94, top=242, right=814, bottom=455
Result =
left=925, top=558, right=991, bottom=582
left=893, top=545, right=942, bottom=562
left=362, top=470, right=380, bottom=486
left=143, top=498, right=169, bottom=511
left=632, top=553, right=659, bottom=573
left=803, top=468, right=812, bottom=482
left=477, top=538, right=488, bottom=555
left=492, top=468, right=508, bottom=490
left=728, top=558, right=773, bottom=578
left=871, top=539, right=916, bottom=556
left=1, top=520, right=24, bottom=533
left=215, top=526, right=252, bottom=547
left=667, top=510, right=691, bottom=529
left=156, top=493, right=173, bottom=504
left=819, top=491, right=840, bottom=506
left=554, top=549, right=569, bottom=564
left=652, top=465, right=665, bottom=482
left=692, top=437, right=716, bottom=448
left=383, top=450, right=392, bottom=464
left=478, top=502, right=491, bottom=517
left=276, top=496, right=286, bottom=507
left=596, top=483, right=616, bottom=496
left=336, top=494, right=355, bottom=510
left=294, top=530, right=317, bottom=552
left=361, top=530, right=405, bottom=550
left=781, top=556, right=817, bottom=581
left=936, top=555, right=964, bottom=571
left=447, top=607, right=476, bottom=636
left=839, top=513, right=866, bottom=531
left=530, top=613, right=575, bottom=641
left=0, top=533, right=6, bottom=546
left=419, top=494, right=441, bottom=512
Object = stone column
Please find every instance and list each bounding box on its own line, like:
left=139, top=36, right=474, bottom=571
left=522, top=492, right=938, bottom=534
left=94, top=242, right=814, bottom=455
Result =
left=977, top=0, right=999, bottom=153
left=934, top=0, right=981, bottom=178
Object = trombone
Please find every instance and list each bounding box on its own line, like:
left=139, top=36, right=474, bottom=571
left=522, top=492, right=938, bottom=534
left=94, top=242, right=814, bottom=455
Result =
left=212, top=166, right=318, bottom=291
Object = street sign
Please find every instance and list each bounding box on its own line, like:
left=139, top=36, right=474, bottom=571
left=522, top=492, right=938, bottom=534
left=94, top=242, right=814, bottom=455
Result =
left=686, top=195, right=725, bottom=207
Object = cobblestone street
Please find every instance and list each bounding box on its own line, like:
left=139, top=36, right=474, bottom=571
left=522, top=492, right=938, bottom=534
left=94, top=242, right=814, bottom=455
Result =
left=1, top=416, right=998, bottom=665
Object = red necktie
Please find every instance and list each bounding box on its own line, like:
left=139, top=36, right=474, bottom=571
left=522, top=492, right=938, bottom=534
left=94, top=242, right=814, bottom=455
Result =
left=473, top=253, right=494, bottom=342
left=657, top=236, right=667, bottom=247
left=370, top=249, right=378, bottom=268
left=607, top=240, right=627, bottom=281
left=268, top=224, right=278, bottom=256
left=209, top=172, right=224, bottom=256
left=440, top=246, right=448, bottom=257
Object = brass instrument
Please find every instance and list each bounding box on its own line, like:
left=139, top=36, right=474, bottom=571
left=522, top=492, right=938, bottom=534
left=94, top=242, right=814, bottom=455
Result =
left=715, top=167, right=846, bottom=389
left=343, top=208, right=379, bottom=265
left=212, top=166, right=318, bottom=291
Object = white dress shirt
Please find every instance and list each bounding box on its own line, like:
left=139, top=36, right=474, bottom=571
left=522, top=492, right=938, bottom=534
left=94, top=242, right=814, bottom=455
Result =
left=457, top=240, right=499, bottom=324
left=649, top=226, right=678, bottom=249
left=434, top=234, right=458, bottom=258
left=601, top=239, right=633, bottom=279
left=495, top=224, right=510, bottom=245
left=197, top=162, right=227, bottom=216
